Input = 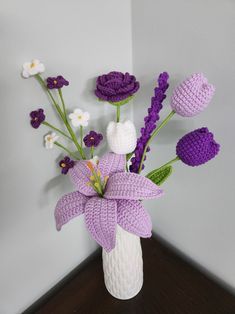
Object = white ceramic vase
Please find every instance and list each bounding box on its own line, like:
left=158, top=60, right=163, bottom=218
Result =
left=102, top=225, right=143, bottom=300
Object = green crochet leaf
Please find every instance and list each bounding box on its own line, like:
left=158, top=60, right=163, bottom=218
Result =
left=108, top=95, right=134, bottom=107
left=146, top=165, right=173, bottom=186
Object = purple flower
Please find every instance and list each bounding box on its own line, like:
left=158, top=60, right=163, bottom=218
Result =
left=130, top=72, right=169, bottom=173
left=83, top=131, right=103, bottom=147
left=171, top=73, right=215, bottom=117
left=59, top=156, right=75, bottom=174
left=95, top=71, right=139, bottom=103
left=176, top=127, right=220, bottom=166
left=30, top=108, right=45, bottom=129
left=55, top=153, right=163, bottom=252
left=46, top=75, right=69, bottom=89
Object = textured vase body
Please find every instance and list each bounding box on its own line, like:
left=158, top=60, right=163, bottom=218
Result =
left=102, top=225, right=143, bottom=299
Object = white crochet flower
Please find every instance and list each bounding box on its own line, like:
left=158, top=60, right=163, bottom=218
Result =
left=69, top=109, right=90, bottom=127
left=22, top=59, right=45, bottom=78
left=44, top=132, right=59, bottom=149
left=106, top=120, right=137, bottom=154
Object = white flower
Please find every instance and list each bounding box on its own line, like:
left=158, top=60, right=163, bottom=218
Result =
left=44, top=132, right=59, bottom=149
left=22, top=59, right=45, bottom=78
left=89, top=155, right=99, bottom=166
left=106, top=120, right=137, bottom=154
left=69, top=109, right=90, bottom=127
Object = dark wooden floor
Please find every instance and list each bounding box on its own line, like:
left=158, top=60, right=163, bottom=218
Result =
left=25, top=237, right=235, bottom=314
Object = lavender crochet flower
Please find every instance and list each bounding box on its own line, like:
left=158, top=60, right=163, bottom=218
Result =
left=83, top=131, right=103, bottom=147
left=130, top=72, right=169, bottom=173
left=47, top=75, right=69, bottom=89
left=171, top=73, right=215, bottom=117
left=59, top=156, right=75, bottom=175
left=176, top=127, right=220, bottom=166
left=95, top=71, right=139, bottom=103
left=30, top=108, right=45, bottom=128
left=55, top=153, right=163, bottom=252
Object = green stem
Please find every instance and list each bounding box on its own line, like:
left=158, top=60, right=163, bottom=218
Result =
left=54, top=142, right=80, bottom=160
left=90, top=146, right=94, bottom=158
left=35, top=74, right=86, bottom=159
left=42, top=121, right=72, bottom=140
left=80, top=126, right=83, bottom=148
left=116, top=105, right=121, bottom=123
left=155, top=156, right=180, bottom=172
left=138, top=110, right=175, bottom=173
left=58, top=88, right=67, bottom=120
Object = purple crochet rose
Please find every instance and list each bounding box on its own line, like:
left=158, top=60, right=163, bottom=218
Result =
left=95, top=71, right=139, bottom=103
left=59, top=156, right=75, bottom=175
left=176, top=127, right=220, bottom=166
left=30, top=108, right=45, bottom=128
left=55, top=153, right=163, bottom=252
left=171, top=73, right=215, bottom=117
left=83, top=131, right=103, bottom=147
left=47, top=75, right=69, bottom=89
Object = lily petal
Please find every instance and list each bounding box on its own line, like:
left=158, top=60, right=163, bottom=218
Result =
left=98, top=152, right=126, bottom=178
left=85, top=197, right=117, bottom=252
left=55, top=191, right=88, bottom=231
left=117, top=200, right=152, bottom=237
left=105, top=172, right=164, bottom=200
left=69, top=161, right=97, bottom=196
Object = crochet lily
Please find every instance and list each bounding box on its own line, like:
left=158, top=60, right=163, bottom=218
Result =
left=55, top=152, right=163, bottom=252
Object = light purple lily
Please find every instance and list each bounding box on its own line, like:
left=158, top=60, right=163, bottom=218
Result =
left=55, top=153, right=163, bottom=252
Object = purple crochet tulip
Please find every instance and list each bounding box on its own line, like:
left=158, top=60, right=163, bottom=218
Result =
left=47, top=75, right=69, bottom=89
left=55, top=153, right=163, bottom=252
left=30, top=108, right=45, bottom=128
left=171, top=73, right=215, bottom=117
left=83, top=131, right=103, bottom=147
left=59, top=156, right=75, bottom=175
left=95, top=71, right=139, bottom=103
left=176, top=127, right=220, bottom=166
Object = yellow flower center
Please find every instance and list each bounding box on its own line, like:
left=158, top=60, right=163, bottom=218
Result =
left=34, top=117, right=38, bottom=121
left=53, top=80, right=57, bottom=85
left=61, top=163, right=66, bottom=168
left=30, top=62, right=36, bottom=68
left=90, top=137, right=94, bottom=140
left=77, top=115, right=82, bottom=120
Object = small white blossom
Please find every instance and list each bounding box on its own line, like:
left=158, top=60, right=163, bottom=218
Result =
left=106, top=120, right=137, bottom=154
left=89, top=155, right=99, bottom=166
left=22, top=59, right=45, bottom=78
left=44, top=132, right=59, bottom=149
left=69, top=109, right=90, bottom=127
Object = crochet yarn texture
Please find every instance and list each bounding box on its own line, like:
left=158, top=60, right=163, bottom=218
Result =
left=170, top=73, right=215, bottom=117
left=176, top=127, right=220, bottom=166
left=55, top=152, right=163, bottom=252
left=106, top=120, right=137, bottom=154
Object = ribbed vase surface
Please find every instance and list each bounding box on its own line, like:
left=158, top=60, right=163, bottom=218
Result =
left=102, top=225, right=143, bottom=299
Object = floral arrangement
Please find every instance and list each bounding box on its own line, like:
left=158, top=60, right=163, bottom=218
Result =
left=23, top=59, right=220, bottom=252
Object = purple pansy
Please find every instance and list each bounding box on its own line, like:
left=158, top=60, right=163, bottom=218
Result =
left=55, top=153, right=163, bottom=252
left=30, top=108, right=45, bottom=129
left=176, top=127, right=220, bottom=166
left=130, top=72, right=169, bottom=173
left=59, top=156, right=75, bottom=174
left=83, top=131, right=103, bottom=147
left=95, top=71, right=139, bottom=103
left=47, top=75, right=69, bottom=89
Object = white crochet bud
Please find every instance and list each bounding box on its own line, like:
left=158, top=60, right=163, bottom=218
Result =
left=106, top=120, right=137, bottom=154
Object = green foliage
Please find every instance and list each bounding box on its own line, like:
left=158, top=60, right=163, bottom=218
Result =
left=108, top=95, right=134, bottom=107
left=146, top=165, right=173, bottom=186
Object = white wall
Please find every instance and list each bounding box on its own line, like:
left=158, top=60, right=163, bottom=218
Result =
left=132, top=0, right=235, bottom=291
left=0, top=1, right=132, bottom=313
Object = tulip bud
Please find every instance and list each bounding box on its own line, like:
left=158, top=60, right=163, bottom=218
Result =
left=176, top=127, right=220, bottom=166
left=106, top=120, right=137, bottom=154
left=171, top=73, right=215, bottom=117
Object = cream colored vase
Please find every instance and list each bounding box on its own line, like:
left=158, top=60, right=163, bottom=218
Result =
left=102, top=225, right=143, bottom=300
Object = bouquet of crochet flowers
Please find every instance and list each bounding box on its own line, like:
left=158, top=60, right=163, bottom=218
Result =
left=23, top=60, right=220, bottom=300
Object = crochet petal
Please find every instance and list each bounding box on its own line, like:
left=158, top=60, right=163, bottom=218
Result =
left=105, top=172, right=164, bottom=200
left=117, top=200, right=152, bottom=238
left=69, top=161, right=97, bottom=197
left=98, top=152, right=126, bottom=178
left=55, top=191, right=88, bottom=231
left=85, top=197, right=117, bottom=252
